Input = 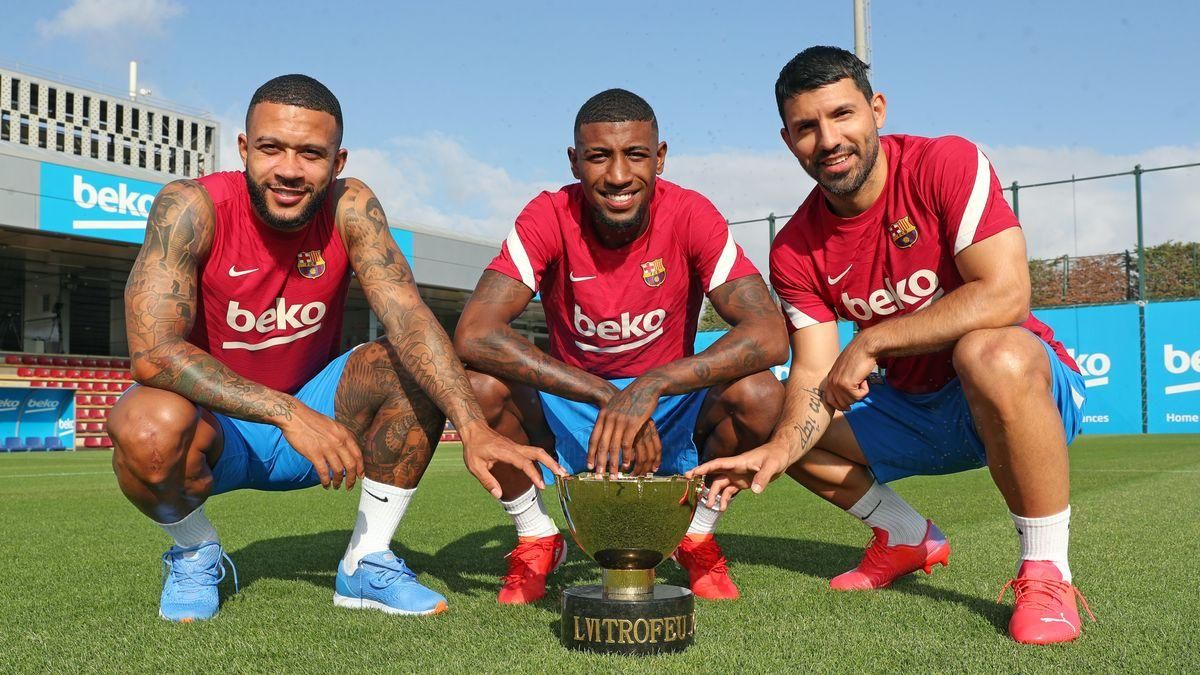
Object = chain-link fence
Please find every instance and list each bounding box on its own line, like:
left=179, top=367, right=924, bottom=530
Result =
left=729, top=160, right=1200, bottom=309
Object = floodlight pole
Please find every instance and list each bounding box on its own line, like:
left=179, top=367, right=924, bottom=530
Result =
left=854, top=0, right=872, bottom=68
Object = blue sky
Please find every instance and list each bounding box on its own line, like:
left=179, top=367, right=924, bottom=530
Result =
left=3, top=0, right=1198, bottom=261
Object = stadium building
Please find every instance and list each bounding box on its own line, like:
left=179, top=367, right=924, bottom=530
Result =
left=0, top=65, right=545, bottom=450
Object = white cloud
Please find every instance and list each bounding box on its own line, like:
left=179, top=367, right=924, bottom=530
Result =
left=37, top=0, right=183, bottom=38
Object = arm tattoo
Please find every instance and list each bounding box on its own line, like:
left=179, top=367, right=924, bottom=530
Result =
left=125, top=181, right=298, bottom=424
left=338, top=179, right=485, bottom=428
left=458, top=271, right=612, bottom=404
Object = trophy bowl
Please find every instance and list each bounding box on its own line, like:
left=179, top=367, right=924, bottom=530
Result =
left=555, top=473, right=702, bottom=655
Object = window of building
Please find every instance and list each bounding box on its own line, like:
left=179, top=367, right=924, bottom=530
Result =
left=29, top=83, right=39, bottom=115
left=82, top=95, right=91, bottom=125
left=131, top=107, right=140, bottom=135
left=10, top=79, right=20, bottom=110
left=190, top=122, right=198, bottom=150
left=1, top=111, right=10, bottom=142
left=55, top=122, right=65, bottom=151
left=99, top=99, right=108, bottom=130
left=47, top=87, right=57, bottom=118
left=115, top=104, right=124, bottom=133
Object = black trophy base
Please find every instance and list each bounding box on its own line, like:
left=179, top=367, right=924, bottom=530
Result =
left=561, top=584, right=695, bottom=655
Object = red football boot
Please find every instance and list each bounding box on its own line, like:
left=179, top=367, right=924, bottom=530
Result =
left=671, top=534, right=740, bottom=600
left=830, top=520, right=950, bottom=590
left=498, top=534, right=567, bottom=605
left=998, top=560, right=1095, bottom=645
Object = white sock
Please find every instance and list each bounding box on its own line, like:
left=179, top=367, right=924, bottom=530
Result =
left=1012, top=506, right=1072, bottom=582
left=341, top=478, right=416, bottom=575
left=158, top=504, right=219, bottom=556
left=686, top=488, right=723, bottom=537
left=847, top=481, right=927, bottom=547
left=501, top=486, right=558, bottom=539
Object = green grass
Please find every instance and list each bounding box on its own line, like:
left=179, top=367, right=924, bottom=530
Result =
left=1, top=435, right=1198, bottom=673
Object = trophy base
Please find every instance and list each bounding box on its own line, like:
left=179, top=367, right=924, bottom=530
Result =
left=560, top=584, right=695, bottom=655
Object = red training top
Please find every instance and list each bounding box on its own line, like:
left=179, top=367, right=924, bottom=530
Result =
left=487, top=179, right=759, bottom=379
left=188, top=171, right=350, bottom=394
left=770, top=134, right=1078, bottom=394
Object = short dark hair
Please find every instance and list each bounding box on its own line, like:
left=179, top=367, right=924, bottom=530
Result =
left=246, top=74, right=343, bottom=143
left=574, top=88, right=658, bottom=136
left=775, top=46, right=873, bottom=121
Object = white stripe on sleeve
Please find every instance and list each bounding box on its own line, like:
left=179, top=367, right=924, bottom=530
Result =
left=954, top=147, right=992, bottom=255
left=707, top=231, right=738, bottom=292
left=780, top=299, right=820, bottom=330
left=505, top=227, right=537, bottom=292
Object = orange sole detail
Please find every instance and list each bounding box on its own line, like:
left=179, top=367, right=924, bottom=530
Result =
left=922, top=543, right=951, bottom=575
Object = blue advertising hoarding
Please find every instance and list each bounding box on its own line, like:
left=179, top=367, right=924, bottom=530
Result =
left=1035, top=304, right=1142, bottom=434
left=0, top=388, right=76, bottom=449
left=39, top=162, right=165, bottom=244
left=1145, top=300, right=1200, bottom=433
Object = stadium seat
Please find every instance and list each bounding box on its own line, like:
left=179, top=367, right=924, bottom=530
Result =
left=4, top=355, right=21, bottom=365
left=24, top=436, right=44, bottom=451
left=45, top=437, right=65, bottom=451
left=17, top=367, right=34, bottom=377
left=76, top=421, right=87, bottom=432
left=80, top=370, right=95, bottom=379
left=84, top=437, right=101, bottom=448
left=100, top=437, right=112, bottom=447
left=66, top=369, right=80, bottom=379
left=45, top=381, right=60, bottom=388
left=76, top=395, right=91, bottom=405
left=4, top=437, right=23, bottom=451
left=67, top=358, right=82, bottom=367
left=50, top=369, right=65, bottom=378
left=36, top=356, right=53, bottom=366
left=53, top=357, right=68, bottom=366
left=21, top=356, right=37, bottom=365
left=104, top=396, right=117, bottom=405
left=30, top=380, right=44, bottom=387
left=34, top=368, right=49, bottom=378
left=82, top=358, right=97, bottom=367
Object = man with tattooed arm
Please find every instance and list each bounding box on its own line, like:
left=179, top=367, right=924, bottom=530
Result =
left=454, top=89, right=788, bottom=604
left=108, top=74, right=562, bottom=622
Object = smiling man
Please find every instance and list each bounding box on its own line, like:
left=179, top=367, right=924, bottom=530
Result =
left=691, top=47, right=1093, bottom=645
left=108, top=74, right=558, bottom=622
left=454, top=89, right=787, bottom=604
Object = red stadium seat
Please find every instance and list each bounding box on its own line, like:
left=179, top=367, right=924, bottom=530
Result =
left=34, top=368, right=50, bottom=377
left=37, top=356, right=53, bottom=366
left=94, top=408, right=109, bottom=419
left=78, top=382, right=94, bottom=391
left=52, top=357, right=68, bottom=366
left=98, top=359, right=111, bottom=368
left=67, top=358, right=83, bottom=367
left=50, top=369, right=65, bottom=378
left=4, top=355, right=20, bottom=365
left=100, top=437, right=112, bottom=447
left=66, top=369, right=80, bottom=379
left=82, top=358, right=97, bottom=367
left=17, top=367, right=33, bottom=377
left=21, top=356, right=37, bottom=365
left=76, top=421, right=87, bottom=432
left=45, top=381, right=60, bottom=388
left=84, top=437, right=101, bottom=448
left=30, top=380, right=44, bottom=388
left=105, top=396, right=117, bottom=405
left=80, top=370, right=96, bottom=379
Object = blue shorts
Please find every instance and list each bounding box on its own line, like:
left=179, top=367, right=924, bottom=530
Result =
left=538, top=377, right=708, bottom=482
left=845, top=338, right=1086, bottom=484
left=210, top=348, right=355, bottom=495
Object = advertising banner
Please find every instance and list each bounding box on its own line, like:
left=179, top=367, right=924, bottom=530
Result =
left=1145, top=300, right=1200, bottom=433
left=39, top=162, right=165, bottom=244
left=0, top=388, right=76, bottom=449
left=1036, top=304, right=1142, bottom=434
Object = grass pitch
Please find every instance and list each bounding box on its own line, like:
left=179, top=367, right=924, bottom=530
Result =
left=1, top=435, right=1198, bottom=673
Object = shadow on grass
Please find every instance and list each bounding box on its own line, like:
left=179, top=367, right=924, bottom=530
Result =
left=230, top=528, right=1008, bottom=634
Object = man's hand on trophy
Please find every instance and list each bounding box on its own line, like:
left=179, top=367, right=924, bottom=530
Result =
left=687, top=441, right=790, bottom=510
left=588, top=379, right=662, bottom=478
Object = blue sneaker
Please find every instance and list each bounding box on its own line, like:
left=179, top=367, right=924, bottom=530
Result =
left=159, top=541, right=238, bottom=622
left=334, top=551, right=448, bottom=616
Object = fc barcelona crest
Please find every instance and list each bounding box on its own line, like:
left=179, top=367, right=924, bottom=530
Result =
left=641, top=258, right=667, bottom=287
left=888, top=216, right=919, bottom=249
left=296, top=249, right=326, bottom=279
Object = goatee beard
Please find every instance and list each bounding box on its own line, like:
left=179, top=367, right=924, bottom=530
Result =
left=245, top=173, right=329, bottom=231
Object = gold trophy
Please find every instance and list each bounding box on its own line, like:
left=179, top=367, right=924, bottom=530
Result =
left=555, top=473, right=702, bottom=655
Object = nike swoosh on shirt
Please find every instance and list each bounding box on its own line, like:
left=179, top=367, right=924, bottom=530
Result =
left=228, top=265, right=260, bottom=277
left=569, top=273, right=596, bottom=282
left=826, top=265, right=853, bottom=285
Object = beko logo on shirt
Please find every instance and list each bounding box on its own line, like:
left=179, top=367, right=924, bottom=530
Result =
left=841, top=269, right=944, bottom=321
left=223, top=298, right=326, bottom=351
left=573, top=305, right=666, bottom=354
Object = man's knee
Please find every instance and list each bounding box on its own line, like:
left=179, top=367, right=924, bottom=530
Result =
left=466, top=370, right=511, bottom=424
left=953, top=329, right=1049, bottom=397
left=108, top=387, right=201, bottom=485
left=716, top=371, right=784, bottom=424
